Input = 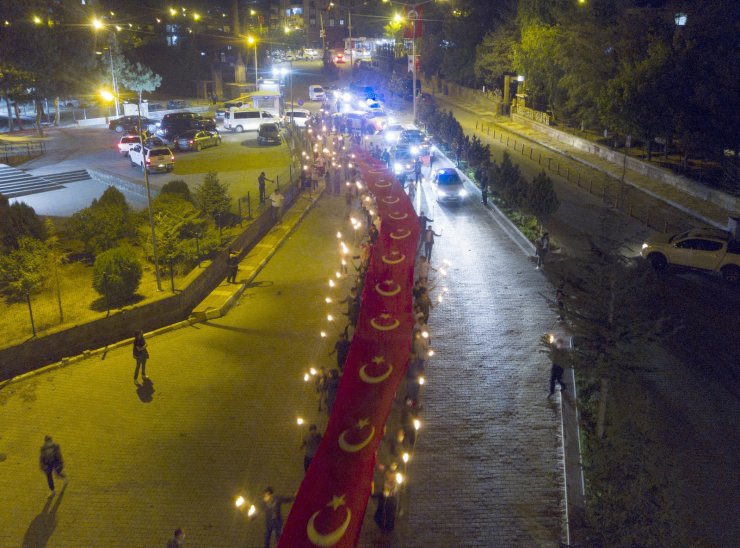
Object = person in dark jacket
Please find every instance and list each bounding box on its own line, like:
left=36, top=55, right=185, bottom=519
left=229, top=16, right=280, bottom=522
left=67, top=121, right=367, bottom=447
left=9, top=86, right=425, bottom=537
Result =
left=39, top=435, right=66, bottom=495
left=133, top=330, right=149, bottom=381
left=549, top=361, right=567, bottom=396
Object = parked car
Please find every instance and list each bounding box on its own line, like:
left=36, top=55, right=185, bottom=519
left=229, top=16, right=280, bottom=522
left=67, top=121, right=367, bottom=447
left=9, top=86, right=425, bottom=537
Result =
left=175, top=130, right=221, bottom=151
left=257, top=123, right=281, bottom=145
left=223, top=108, right=276, bottom=132
left=108, top=115, right=156, bottom=134
left=216, top=97, right=252, bottom=118
left=283, top=108, right=311, bottom=128
left=167, top=99, right=187, bottom=109
left=431, top=168, right=467, bottom=203
left=308, top=85, right=326, bottom=101
left=640, top=228, right=740, bottom=283
left=128, top=144, right=175, bottom=173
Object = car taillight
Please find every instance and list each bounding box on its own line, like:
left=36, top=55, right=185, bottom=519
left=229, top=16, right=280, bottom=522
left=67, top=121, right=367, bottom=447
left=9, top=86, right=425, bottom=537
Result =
left=189, top=140, right=193, bottom=144
left=170, top=155, right=175, bottom=161
left=146, top=158, right=151, bottom=164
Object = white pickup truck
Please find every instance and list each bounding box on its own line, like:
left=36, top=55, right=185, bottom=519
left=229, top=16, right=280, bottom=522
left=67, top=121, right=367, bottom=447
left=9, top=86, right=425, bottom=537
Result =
left=641, top=228, right=740, bottom=283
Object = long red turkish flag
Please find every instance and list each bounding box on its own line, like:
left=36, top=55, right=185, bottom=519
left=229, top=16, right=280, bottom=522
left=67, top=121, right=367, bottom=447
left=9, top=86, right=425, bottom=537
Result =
left=278, top=152, right=419, bottom=547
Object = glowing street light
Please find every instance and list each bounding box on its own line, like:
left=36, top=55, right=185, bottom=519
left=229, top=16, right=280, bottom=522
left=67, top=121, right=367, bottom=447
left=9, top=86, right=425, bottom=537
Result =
left=246, top=36, right=258, bottom=87
left=402, top=452, right=410, bottom=463
left=235, top=495, right=245, bottom=508
left=413, top=419, right=421, bottom=431
left=297, top=417, right=304, bottom=426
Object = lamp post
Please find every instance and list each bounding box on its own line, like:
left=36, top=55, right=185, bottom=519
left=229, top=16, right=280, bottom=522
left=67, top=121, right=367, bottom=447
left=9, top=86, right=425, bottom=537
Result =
left=247, top=36, right=258, bottom=88
left=100, top=89, right=162, bottom=291
left=409, top=8, right=418, bottom=122
left=92, top=18, right=120, bottom=117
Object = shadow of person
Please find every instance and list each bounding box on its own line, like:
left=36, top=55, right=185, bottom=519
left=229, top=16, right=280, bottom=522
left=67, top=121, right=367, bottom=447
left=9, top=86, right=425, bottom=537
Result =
left=22, top=483, right=66, bottom=547
left=135, top=377, right=155, bottom=403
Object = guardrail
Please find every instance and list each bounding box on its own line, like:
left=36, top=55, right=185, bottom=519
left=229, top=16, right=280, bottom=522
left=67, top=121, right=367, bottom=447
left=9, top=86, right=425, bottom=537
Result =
left=0, top=140, right=46, bottom=166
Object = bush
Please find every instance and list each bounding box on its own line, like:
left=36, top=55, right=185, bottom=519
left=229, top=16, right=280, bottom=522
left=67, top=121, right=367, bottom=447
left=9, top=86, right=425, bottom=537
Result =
left=92, top=246, right=142, bottom=305
left=160, top=179, right=193, bottom=203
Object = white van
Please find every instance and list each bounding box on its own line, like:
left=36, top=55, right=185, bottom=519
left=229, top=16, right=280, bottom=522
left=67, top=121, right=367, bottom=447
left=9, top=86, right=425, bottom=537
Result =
left=223, top=108, right=276, bottom=133
left=308, top=85, right=326, bottom=101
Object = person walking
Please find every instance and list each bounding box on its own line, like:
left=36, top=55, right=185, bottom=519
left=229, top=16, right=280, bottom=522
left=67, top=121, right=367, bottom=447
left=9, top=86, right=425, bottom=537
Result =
left=535, top=231, right=550, bottom=269
left=258, top=172, right=273, bottom=205
left=39, top=435, right=66, bottom=496
left=226, top=248, right=239, bottom=284
left=429, top=149, right=435, bottom=175
left=423, top=225, right=441, bottom=261
left=269, top=188, right=284, bottom=223
left=549, top=361, right=567, bottom=397
left=418, top=212, right=433, bottom=244
left=300, top=424, right=323, bottom=472
left=329, top=332, right=351, bottom=371
left=166, top=528, right=186, bottom=547
left=481, top=181, right=488, bottom=206
left=414, top=157, right=422, bottom=185
left=260, top=487, right=294, bottom=548
left=415, top=287, right=433, bottom=324
left=416, top=256, right=435, bottom=284
left=133, top=330, right=149, bottom=381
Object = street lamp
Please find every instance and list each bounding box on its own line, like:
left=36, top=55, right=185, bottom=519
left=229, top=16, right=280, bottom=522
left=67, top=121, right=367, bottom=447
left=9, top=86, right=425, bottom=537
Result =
left=100, top=89, right=162, bottom=291
left=92, top=17, right=120, bottom=117
left=247, top=36, right=258, bottom=88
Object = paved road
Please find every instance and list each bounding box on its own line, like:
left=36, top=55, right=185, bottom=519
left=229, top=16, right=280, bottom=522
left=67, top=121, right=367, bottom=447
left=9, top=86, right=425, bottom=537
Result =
left=377, top=160, right=568, bottom=546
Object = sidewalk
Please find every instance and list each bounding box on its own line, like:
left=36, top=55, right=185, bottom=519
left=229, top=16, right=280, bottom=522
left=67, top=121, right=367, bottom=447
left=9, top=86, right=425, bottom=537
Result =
left=0, top=183, right=355, bottom=547
left=431, top=92, right=738, bottom=228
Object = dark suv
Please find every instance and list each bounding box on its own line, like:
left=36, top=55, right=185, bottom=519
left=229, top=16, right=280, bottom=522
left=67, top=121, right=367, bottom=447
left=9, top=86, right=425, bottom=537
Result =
left=156, top=112, right=217, bottom=141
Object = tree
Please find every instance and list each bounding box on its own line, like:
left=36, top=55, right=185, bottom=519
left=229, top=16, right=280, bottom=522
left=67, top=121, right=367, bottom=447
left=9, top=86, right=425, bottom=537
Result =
left=0, top=236, right=48, bottom=301
left=0, top=64, right=33, bottom=132
left=1, top=201, right=47, bottom=250
left=493, top=152, right=528, bottom=207
left=65, top=188, right=135, bottom=256
left=145, top=192, right=207, bottom=269
left=194, top=172, right=231, bottom=225
left=92, top=246, right=142, bottom=305
left=474, top=24, right=518, bottom=89
left=526, top=171, right=560, bottom=229
left=117, top=58, right=162, bottom=105
left=512, top=24, right=564, bottom=115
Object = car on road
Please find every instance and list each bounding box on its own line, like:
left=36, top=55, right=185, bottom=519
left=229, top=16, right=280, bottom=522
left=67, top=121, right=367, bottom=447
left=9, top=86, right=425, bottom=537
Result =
left=283, top=108, right=311, bottom=128
left=431, top=168, right=467, bottom=203
left=128, top=144, right=175, bottom=173
left=257, top=123, right=281, bottom=145
left=640, top=228, right=740, bottom=283
left=308, top=85, right=326, bottom=101
left=334, top=52, right=345, bottom=64
left=108, top=115, right=156, bottom=134
left=392, top=147, right=416, bottom=176
left=175, top=130, right=221, bottom=151
left=216, top=96, right=252, bottom=118
left=117, top=135, right=141, bottom=156
left=380, top=123, right=404, bottom=144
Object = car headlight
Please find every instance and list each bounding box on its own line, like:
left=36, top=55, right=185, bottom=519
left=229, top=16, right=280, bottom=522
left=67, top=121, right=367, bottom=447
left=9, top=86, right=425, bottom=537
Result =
left=394, top=162, right=402, bottom=172
left=459, top=189, right=467, bottom=197
left=411, top=146, right=419, bottom=155
left=641, top=243, right=648, bottom=249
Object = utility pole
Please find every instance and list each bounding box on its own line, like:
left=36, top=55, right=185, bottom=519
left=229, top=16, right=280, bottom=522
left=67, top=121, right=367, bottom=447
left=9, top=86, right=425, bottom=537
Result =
left=348, top=10, right=353, bottom=70
left=136, top=103, right=162, bottom=291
